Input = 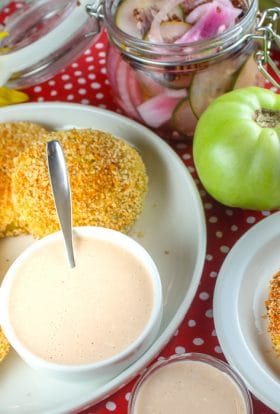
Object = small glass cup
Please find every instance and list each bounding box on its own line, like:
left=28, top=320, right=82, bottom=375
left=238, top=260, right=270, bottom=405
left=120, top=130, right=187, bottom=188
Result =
left=128, top=352, right=253, bottom=414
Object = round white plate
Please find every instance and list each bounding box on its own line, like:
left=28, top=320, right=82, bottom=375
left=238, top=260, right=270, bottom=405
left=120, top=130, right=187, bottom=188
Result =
left=0, top=103, right=206, bottom=414
left=213, top=212, right=280, bottom=413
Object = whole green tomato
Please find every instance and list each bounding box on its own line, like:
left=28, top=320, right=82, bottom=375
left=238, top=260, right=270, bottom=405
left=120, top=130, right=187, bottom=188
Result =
left=259, top=0, right=279, bottom=10
left=193, top=87, right=280, bottom=210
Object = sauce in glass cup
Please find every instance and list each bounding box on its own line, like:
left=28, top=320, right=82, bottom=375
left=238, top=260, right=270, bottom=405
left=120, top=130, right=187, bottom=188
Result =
left=128, top=353, right=253, bottom=414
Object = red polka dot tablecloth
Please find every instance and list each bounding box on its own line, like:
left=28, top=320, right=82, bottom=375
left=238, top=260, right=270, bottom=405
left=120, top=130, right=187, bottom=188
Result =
left=1, top=2, right=280, bottom=414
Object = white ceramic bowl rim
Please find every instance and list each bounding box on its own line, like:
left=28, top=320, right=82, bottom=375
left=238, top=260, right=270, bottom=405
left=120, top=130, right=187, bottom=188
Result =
left=0, top=226, right=163, bottom=373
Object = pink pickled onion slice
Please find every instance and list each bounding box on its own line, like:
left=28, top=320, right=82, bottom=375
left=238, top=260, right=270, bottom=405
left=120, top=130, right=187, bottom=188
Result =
left=116, top=61, right=141, bottom=120
left=137, top=93, right=184, bottom=128
left=107, top=47, right=122, bottom=92
left=214, top=0, right=236, bottom=7
left=186, top=2, right=214, bottom=24
left=166, top=88, right=187, bottom=98
left=187, top=0, right=240, bottom=23
left=136, top=71, right=167, bottom=96
left=175, top=1, right=242, bottom=43
left=128, top=67, right=143, bottom=107
left=181, top=0, right=209, bottom=12
left=149, top=0, right=184, bottom=42
left=137, top=71, right=188, bottom=98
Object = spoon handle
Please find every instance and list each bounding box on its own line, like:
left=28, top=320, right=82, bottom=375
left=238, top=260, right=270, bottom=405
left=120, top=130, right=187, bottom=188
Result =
left=47, top=140, right=76, bottom=268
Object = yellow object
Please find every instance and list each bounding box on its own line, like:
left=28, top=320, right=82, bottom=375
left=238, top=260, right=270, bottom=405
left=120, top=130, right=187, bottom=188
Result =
left=0, top=122, right=48, bottom=238
left=0, top=47, right=11, bottom=54
left=0, top=33, right=29, bottom=105
left=0, top=87, right=29, bottom=106
left=266, top=271, right=280, bottom=357
left=0, top=31, right=9, bottom=39
left=0, top=31, right=11, bottom=53
left=12, top=129, right=148, bottom=238
left=0, top=326, right=10, bottom=362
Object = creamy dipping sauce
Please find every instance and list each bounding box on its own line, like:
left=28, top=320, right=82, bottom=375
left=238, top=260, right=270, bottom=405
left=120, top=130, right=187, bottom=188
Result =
left=132, top=360, right=248, bottom=414
left=8, top=236, right=154, bottom=365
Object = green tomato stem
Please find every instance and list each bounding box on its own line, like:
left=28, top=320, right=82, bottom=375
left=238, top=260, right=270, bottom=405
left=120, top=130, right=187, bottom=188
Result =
left=255, top=109, right=280, bottom=128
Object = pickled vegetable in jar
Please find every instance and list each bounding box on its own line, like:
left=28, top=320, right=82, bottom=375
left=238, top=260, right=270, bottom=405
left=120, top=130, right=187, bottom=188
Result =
left=105, top=0, right=267, bottom=139
left=114, top=0, right=245, bottom=42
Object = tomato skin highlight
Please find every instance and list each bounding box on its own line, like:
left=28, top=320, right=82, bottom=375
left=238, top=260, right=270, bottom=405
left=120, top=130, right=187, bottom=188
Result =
left=193, top=87, right=280, bottom=210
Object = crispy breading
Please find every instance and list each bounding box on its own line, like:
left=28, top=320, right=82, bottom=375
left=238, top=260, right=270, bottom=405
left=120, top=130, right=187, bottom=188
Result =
left=0, top=122, right=48, bottom=237
left=0, top=326, right=10, bottom=362
left=11, top=129, right=148, bottom=238
left=266, top=271, right=280, bottom=357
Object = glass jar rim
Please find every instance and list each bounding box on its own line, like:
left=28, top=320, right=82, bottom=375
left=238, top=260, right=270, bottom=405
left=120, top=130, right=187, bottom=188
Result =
left=104, top=0, right=258, bottom=65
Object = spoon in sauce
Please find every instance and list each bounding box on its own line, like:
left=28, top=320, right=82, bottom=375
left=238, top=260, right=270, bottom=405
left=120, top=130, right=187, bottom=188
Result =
left=46, top=140, right=76, bottom=268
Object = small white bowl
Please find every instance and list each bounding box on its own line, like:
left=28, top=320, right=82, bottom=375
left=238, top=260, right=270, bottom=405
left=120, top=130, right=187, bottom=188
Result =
left=0, top=226, right=163, bottom=382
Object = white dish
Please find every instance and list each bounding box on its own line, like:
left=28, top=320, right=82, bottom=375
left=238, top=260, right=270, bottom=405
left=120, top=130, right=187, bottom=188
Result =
left=213, top=211, right=280, bottom=413
left=0, top=103, right=206, bottom=414
left=0, top=227, right=163, bottom=382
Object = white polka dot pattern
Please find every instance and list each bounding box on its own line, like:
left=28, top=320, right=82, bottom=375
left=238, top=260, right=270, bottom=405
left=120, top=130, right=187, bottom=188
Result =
left=0, top=2, right=275, bottom=408
left=175, top=346, right=186, bottom=355
left=105, top=401, right=117, bottom=411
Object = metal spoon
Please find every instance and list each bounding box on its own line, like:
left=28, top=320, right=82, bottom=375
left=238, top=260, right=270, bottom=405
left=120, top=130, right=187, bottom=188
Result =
left=46, top=140, right=76, bottom=268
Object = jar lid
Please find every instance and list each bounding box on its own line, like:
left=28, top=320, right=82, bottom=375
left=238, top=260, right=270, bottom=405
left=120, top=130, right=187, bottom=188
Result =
left=0, top=0, right=100, bottom=89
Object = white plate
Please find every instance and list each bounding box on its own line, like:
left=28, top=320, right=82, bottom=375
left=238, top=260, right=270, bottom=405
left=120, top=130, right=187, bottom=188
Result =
left=213, top=212, right=280, bottom=413
left=0, top=103, right=206, bottom=414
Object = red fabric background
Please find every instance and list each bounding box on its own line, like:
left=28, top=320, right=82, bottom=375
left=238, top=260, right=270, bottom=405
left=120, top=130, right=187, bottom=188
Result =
left=1, top=2, right=279, bottom=413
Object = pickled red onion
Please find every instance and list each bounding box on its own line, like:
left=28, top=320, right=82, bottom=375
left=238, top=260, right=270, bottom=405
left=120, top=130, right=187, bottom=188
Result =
left=182, top=0, right=209, bottom=12
left=148, top=0, right=186, bottom=42
left=116, top=61, right=141, bottom=120
left=214, top=0, right=236, bottom=7
left=175, top=1, right=242, bottom=43
left=186, top=2, right=214, bottom=23
left=186, top=0, right=241, bottom=24
left=137, top=90, right=186, bottom=128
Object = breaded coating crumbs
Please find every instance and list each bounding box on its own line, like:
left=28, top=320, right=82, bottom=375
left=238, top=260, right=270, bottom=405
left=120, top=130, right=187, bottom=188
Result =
left=266, top=271, right=280, bottom=357
left=0, top=122, right=48, bottom=237
left=11, top=129, right=148, bottom=238
left=0, top=326, right=10, bottom=362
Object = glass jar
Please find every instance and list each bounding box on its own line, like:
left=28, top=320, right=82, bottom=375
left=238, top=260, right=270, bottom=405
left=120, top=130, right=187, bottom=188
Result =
left=103, top=0, right=280, bottom=139
left=0, top=0, right=101, bottom=88
left=0, top=0, right=279, bottom=139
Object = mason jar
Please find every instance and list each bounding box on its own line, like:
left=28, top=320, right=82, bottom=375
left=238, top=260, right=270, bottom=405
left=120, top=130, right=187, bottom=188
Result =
left=0, top=0, right=279, bottom=140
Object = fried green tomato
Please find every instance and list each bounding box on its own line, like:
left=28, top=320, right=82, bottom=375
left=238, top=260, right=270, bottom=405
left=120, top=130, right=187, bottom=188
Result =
left=0, top=121, right=48, bottom=237
left=12, top=129, right=148, bottom=238
left=0, top=326, right=10, bottom=362
left=266, top=271, right=280, bottom=358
